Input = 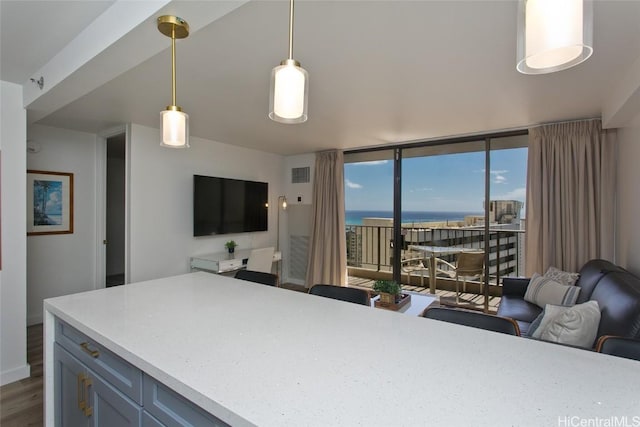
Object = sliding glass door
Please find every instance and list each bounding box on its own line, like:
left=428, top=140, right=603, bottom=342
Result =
left=401, top=141, right=486, bottom=300
left=344, top=132, right=527, bottom=310
left=344, top=150, right=395, bottom=278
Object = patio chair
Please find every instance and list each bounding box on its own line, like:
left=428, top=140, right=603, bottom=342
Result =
left=422, top=306, right=520, bottom=336
left=401, top=252, right=430, bottom=287
left=309, top=284, right=370, bottom=306
left=454, top=251, right=485, bottom=303
left=235, top=269, right=278, bottom=286
left=596, top=335, right=640, bottom=361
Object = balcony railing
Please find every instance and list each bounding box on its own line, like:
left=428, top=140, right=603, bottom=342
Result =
left=346, top=224, right=526, bottom=287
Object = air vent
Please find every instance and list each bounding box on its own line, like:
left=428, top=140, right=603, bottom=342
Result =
left=289, top=235, right=309, bottom=280
left=291, top=167, right=310, bottom=184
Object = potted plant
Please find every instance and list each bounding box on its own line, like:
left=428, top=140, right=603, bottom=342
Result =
left=225, top=240, right=237, bottom=254
left=373, top=280, right=402, bottom=304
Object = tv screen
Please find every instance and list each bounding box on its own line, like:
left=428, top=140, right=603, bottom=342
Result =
left=193, top=175, right=268, bottom=236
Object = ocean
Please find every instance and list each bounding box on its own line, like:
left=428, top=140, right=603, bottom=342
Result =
left=345, top=210, right=481, bottom=225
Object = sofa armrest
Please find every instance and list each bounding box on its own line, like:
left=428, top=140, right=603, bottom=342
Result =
left=501, top=277, right=531, bottom=297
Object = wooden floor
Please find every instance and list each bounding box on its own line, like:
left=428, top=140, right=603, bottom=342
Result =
left=0, top=324, right=44, bottom=427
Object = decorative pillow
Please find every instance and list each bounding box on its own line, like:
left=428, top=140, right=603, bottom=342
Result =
left=544, top=266, right=580, bottom=286
left=524, top=273, right=581, bottom=308
left=531, top=301, right=601, bottom=348
left=527, top=310, right=545, bottom=337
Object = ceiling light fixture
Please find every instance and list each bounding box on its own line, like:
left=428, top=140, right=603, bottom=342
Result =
left=269, top=0, right=308, bottom=124
left=158, top=15, right=190, bottom=148
left=516, top=0, right=593, bottom=74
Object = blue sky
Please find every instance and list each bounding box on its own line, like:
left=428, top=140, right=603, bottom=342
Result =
left=344, top=147, right=527, bottom=211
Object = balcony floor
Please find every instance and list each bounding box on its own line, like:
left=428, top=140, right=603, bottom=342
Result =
left=347, top=275, right=501, bottom=314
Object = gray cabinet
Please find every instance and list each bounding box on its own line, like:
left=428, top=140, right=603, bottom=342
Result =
left=54, top=344, right=90, bottom=427
left=54, top=318, right=228, bottom=427
left=143, top=375, right=227, bottom=427
left=54, top=344, right=141, bottom=426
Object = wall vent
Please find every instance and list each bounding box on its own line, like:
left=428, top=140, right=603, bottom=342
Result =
left=291, top=167, right=310, bottom=184
left=289, top=235, right=309, bottom=281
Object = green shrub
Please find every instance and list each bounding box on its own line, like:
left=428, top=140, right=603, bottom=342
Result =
left=372, top=280, right=401, bottom=295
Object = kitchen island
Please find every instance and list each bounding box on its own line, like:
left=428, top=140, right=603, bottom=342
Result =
left=44, top=271, right=640, bottom=426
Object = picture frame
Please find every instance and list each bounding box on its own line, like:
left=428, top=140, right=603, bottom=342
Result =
left=27, top=170, right=74, bottom=236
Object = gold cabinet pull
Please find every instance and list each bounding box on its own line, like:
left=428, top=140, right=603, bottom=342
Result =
left=82, top=377, right=93, bottom=417
left=80, top=342, right=99, bottom=358
left=77, top=373, right=86, bottom=410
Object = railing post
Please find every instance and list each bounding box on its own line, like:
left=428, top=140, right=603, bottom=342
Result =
left=377, top=226, right=381, bottom=271
left=496, top=231, right=501, bottom=287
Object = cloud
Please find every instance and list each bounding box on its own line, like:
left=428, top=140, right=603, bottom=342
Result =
left=493, top=174, right=507, bottom=184
left=351, top=160, right=389, bottom=166
left=478, top=169, right=510, bottom=184
left=345, top=179, right=363, bottom=189
left=408, top=187, right=433, bottom=193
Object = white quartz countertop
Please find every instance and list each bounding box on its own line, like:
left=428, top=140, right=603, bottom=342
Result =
left=44, top=272, right=640, bottom=426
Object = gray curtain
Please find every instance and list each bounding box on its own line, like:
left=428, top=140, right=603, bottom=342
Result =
left=306, top=150, right=347, bottom=287
left=525, top=119, right=616, bottom=275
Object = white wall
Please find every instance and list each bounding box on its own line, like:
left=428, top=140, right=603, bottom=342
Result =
left=128, top=124, right=285, bottom=282
left=616, top=119, right=640, bottom=276
left=23, top=122, right=286, bottom=322
left=0, top=81, right=29, bottom=385
left=26, top=125, right=99, bottom=325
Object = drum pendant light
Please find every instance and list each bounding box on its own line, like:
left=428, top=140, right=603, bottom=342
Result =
left=516, top=0, right=593, bottom=74
left=158, top=15, right=190, bottom=147
left=269, top=0, right=309, bottom=124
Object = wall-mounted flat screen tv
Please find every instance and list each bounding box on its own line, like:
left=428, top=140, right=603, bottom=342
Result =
left=193, top=175, right=268, bottom=236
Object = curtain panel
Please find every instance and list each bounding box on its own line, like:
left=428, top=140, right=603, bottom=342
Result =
left=525, top=119, right=616, bottom=275
left=306, top=150, right=347, bottom=287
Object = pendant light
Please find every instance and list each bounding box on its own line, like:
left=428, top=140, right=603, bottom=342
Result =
left=158, top=15, right=190, bottom=148
left=269, top=0, right=309, bottom=124
left=516, top=0, right=593, bottom=74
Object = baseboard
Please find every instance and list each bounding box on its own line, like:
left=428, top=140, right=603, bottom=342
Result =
left=1, top=364, right=31, bottom=386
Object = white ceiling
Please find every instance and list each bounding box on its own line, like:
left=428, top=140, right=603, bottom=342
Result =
left=2, top=1, right=640, bottom=155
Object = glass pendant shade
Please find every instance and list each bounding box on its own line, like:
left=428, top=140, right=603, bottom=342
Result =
left=160, top=108, right=189, bottom=148
left=516, top=0, right=593, bottom=74
left=269, top=59, right=309, bottom=124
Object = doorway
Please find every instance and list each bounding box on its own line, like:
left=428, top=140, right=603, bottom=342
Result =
left=105, top=134, right=126, bottom=287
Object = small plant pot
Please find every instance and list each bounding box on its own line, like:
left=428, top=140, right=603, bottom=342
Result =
left=227, top=247, right=235, bottom=254
left=379, top=292, right=396, bottom=305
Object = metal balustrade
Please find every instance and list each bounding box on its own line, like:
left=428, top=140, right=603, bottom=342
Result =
left=346, top=225, right=526, bottom=288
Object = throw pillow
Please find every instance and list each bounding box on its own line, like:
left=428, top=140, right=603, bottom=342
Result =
left=544, top=266, right=580, bottom=286
left=531, top=301, right=601, bottom=348
left=527, top=310, right=545, bottom=337
left=524, top=273, right=581, bottom=308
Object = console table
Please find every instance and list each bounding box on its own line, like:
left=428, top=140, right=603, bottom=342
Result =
left=190, top=249, right=282, bottom=274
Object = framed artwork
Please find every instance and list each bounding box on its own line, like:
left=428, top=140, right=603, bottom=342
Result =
left=27, top=170, right=74, bottom=236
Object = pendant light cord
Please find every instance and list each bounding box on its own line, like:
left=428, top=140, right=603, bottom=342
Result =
left=288, top=0, right=294, bottom=60
left=171, top=26, right=177, bottom=106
